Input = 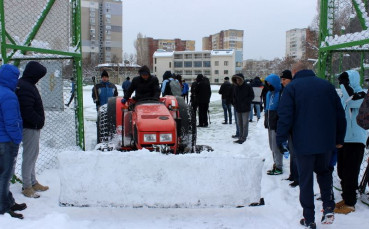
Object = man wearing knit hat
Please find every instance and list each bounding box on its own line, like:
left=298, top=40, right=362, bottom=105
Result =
left=92, top=69, right=118, bottom=110
left=280, top=69, right=292, bottom=88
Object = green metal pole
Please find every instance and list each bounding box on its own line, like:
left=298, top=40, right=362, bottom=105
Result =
left=72, top=0, right=85, bottom=150
left=317, top=0, right=329, bottom=79
left=0, top=0, right=8, bottom=64
left=360, top=52, right=365, bottom=86
left=353, top=0, right=368, bottom=30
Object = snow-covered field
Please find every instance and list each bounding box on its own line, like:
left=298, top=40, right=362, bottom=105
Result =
left=2, top=85, right=368, bottom=229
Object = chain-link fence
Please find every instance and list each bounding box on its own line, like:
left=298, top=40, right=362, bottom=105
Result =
left=317, top=0, right=369, bottom=194
left=0, top=0, right=84, bottom=177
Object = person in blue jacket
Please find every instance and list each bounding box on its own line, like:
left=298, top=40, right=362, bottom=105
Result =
left=276, top=62, right=346, bottom=228
left=92, top=70, right=118, bottom=110
left=0, top=64, right=26, bottom=219
left=182, top=79, right=189, bottom=103
left=335, top=70, right=367, bottom=214
left=121, top=77, right=131, bottom=97
left=264, top=73, right=283, bottom=175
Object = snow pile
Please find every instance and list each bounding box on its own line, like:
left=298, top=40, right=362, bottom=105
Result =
left=58, top=149, right=264, bottom=208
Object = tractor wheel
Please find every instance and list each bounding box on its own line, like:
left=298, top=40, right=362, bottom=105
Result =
left=176, top=96, right=195, bottom=153
left=97, top=104, right=109, bottom=143
left=97, top=100, right=116, bottom=144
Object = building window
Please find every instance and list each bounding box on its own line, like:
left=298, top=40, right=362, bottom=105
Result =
left=184, top=61, right=192, bottom=68
left=175, top=70, right=183, bottom=74
left=174, top=61, right=183, bottom=68
left=194, top=54, right=202, bottom=59
left=194, top=70, right=202, bottom=75
left=224, top=70, right=228, bottom=75
left=194, top=61, right=202, bottom=67
left=204, top=70, right=211, bottom=75
left=155, top=66, right=157, bottom=72
left=185, top=54, right=192, bottom=59
left=155, top=58, right=157, bottom=64
left=203, top=61, right=211, bottom=67
left=169, top=62, right=171, bottom=68
left=185, top=70, right=192, bottom=75
left=174, top=54, right=183, bottom=59
left=224, top=61, right=228, bottom=66
left=215, top=61, right=219, bottom=66
left=214, top=70, right=219, bottom=74
left=215, top=79, right=219, bottom=83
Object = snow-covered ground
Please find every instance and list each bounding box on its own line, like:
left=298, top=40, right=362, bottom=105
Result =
left=2, top=85, right=368, bottom=229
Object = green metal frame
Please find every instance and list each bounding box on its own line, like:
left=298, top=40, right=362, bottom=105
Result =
left=317, top=0, right=369, bottom=83
left=0, top=0, right=85, bottom=150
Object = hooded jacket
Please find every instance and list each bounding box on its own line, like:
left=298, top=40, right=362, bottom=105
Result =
left=339, top=70, right=367, bottom=144
left=264, top=74, right=282, bottom=130
left=195, top=75, right=212, bottom=104
left=16, top=61, right=47, bottom=129
left=276, top=70, right=346, bottom=155
left=231, top=74, right=254, bottom=112
left=124, top=74, right=160, bottom=101
left=0, top=64, right=23, bottom=144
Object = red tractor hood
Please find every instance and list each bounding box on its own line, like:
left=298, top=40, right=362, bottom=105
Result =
left=134, top=104, right=176, bottom=132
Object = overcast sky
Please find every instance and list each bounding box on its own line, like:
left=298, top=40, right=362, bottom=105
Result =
left=122, top=0, right=318, bottom=60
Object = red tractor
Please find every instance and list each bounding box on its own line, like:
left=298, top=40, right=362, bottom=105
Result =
left=96, top=96, right=199, bottom=154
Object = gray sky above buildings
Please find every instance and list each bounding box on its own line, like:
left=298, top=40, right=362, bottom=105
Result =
left=122, top=0, right=318, bottom=60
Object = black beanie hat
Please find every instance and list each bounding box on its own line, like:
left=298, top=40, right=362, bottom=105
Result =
left=224, top=77, right=229, bottom=80
left=281, top=70, right=292, bottom=80
left=101, top=70, right=109, bottom=78
left=196, top=74, right=204, bottom=82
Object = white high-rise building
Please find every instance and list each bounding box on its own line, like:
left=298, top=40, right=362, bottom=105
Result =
left=285, top=28, right=307, bottom=59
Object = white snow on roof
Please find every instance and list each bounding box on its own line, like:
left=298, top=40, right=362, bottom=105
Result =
left=153, top=51, right=174, bottom=57
left=211, top=49, right=234, bottom=56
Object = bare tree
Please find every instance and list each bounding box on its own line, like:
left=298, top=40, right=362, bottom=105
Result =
left=134, top=32, right=150, bottom=67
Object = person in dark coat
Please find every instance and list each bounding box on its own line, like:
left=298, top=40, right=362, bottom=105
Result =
left=231, top=73, right=254, bottom=144
left=0, top=64, right=26, bottom=219
left=92, top=70, right=118, bottom=110
left=249, top=76, right=263, bottom=122
left=16, top=61, right=49, bottom=199
left=121, top=77, right=131, bottom=97
left=65, top=77, right=75, bottom=107
left=218, top=77, right=233, bottom=124
left=122, top=65, right=160, bottom=103
left=190, top=79, right=198, bottom=123
left=195, top=74, right=211, bottom=127
left=276, top=62, right=346, bottom=228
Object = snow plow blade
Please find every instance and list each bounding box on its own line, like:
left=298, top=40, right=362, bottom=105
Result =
left=58, top=150, right=264, bottom=208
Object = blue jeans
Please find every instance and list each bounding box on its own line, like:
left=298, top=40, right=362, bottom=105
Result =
left=249, top=103, right=261, bottom=120
left=0, top=142, right=19, bottom=214
left=222, top=99, right=232, bottom=123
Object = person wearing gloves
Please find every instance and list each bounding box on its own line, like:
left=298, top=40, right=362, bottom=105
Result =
left=121, top=65, right=160, bottom=104
left=276, top=62, right=346, bottom=228
left=335, top=70, right=367, bottom=214
left=92, top=70, right=118, bottom=110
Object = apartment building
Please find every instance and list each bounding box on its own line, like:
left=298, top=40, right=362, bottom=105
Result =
left=285, top=28, right=307, bottom=59
left=137, top=37, right=195, bottom=71
left=202, top=29, right=244, bottom=52
left=153, top=49, right=236, bottom=84
left=81, top=0, right=122, bottom=64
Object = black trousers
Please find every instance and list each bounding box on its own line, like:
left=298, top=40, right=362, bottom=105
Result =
left=296, top=152, right=334, bottom=224
left=198, top=103, right=209, bottom=127
left=337, top=143, right=365, bottom=206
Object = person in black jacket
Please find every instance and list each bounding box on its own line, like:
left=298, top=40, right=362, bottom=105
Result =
left=16, top=61, right=49, bottom=198
left=195, top=74, right=211, bottom=127
left=231, top=73, right=254, bottom=144
left=121, top=65, right=160, bottom=103
left=218, top=77, right=233, bottom=124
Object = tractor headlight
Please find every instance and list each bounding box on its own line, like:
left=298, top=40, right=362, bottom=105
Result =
left=143, top=134, right=156, bottom=142
left=160, top=133, right=172, bottom=142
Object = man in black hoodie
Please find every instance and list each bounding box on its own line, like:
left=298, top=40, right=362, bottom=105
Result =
left=218, top=77, right=233, bottom=124
left=231, top=73, right=254, bottom=144
left=194, top=74, right=211, bottom=127
left=16, top=61, right=49, bottom=198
